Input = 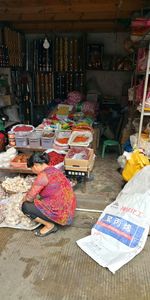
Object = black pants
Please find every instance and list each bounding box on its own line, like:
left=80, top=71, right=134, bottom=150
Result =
left=22, top=201, right=51, bottom=222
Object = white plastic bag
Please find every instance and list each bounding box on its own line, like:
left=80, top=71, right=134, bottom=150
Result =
left=77, top=166, right=150, bottom=273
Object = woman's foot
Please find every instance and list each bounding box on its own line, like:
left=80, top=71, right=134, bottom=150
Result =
left=40, top=223, right=55, bottom=235
left=34, top=223, right=58, bottom=237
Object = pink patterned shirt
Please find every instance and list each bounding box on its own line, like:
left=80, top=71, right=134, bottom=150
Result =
left=26, top=167, right=76, bottom=225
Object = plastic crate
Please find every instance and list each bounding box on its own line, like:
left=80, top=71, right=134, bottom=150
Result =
left=15, top=136, right=28, bottom=147
left=41, top=137, right=54, bottom=149
left=28, top=133, right=41, bottom=148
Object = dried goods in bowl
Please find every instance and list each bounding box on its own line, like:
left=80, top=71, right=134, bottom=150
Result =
left=12, top=124, right=34, bottom=134
left=68, top=130, right=93, bottom=147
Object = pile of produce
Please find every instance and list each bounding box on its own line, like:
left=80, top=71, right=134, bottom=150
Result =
left=0, top=193, right=36, bottom=227
left=11, top=154, right=31, bottom=163
left=0, top=185, right=9, bottom=199
left=0, top=176, right=37, bottom=228
left=48, top=151, right=65, bottom=166
left=2, top=176, right=35, bottom=193
left=56, top=137, right=69, bottom=144
left=73, top=136, right=88, bottom=143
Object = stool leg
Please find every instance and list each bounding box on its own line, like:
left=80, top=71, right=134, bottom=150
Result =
left=102, top=144, right=106, bottom=158
left=81, top=176, right=86, bottom=193
left=118, top=144, right=122, bottom=155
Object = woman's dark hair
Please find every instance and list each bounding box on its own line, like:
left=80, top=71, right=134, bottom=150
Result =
left=27, top=152, right=50, bottom=168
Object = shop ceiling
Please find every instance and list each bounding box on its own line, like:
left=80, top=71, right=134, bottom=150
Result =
left=0, top=0, right=149, bottom=33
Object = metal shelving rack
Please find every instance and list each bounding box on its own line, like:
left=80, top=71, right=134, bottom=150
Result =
left=137, top=41, right=150, bottom=146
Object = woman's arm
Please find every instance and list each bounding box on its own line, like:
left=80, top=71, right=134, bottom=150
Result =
left=24, top=172, right=48, bottom=202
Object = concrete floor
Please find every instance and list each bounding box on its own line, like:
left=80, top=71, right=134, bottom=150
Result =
left=1, top=154, right=150, bottom=300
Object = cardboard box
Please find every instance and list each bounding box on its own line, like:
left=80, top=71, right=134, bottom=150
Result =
left=64, top=148, right=95, bottom=172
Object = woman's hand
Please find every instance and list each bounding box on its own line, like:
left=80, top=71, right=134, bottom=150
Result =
left=22, top=195, right=33, bottom=203
left=20, top=195, right=27, bottom=210
left=22, top=195, right=27, bottom=203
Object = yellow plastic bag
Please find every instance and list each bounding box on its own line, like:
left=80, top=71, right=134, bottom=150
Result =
left=122, top=150, right=150, bottom=182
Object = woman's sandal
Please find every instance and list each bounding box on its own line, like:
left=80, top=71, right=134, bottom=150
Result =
left=34, top=224, right=58, bottom=237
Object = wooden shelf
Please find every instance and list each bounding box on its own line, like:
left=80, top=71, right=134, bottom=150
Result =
left=7, top=145, right=46, bottom=152
left=0, top=166, right=33, bottom=174
left=86, top=69, right=132, bottom=72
